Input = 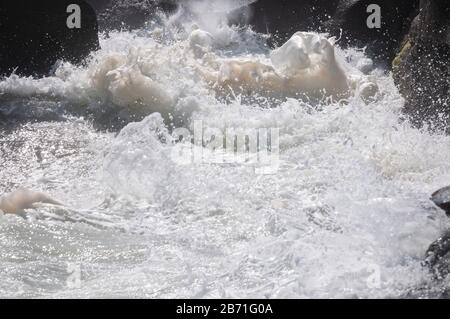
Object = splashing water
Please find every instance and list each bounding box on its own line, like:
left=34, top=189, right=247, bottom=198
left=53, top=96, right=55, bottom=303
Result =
left=1, top=0, right=450, bottom=298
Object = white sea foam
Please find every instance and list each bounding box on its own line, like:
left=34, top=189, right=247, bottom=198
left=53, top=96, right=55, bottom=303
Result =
left=0, top=0, right=449, bottom=298
left=0, top=12, right=378, bottom=119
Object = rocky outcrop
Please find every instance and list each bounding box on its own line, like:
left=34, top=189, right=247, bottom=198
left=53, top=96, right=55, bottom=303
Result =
left=230, top=0, right=418, bottom=66
left=392, top=0, right=450, bottom=131
left=323, top=0, right=419, bottom=66
left=0, top=0, right=99, bottom=77
left=229, top=0, right=340, bottom=47
left=232, top=0, right=450, bottom=131
left=426, top=185, right=450, bottom=278
left=431, top=186, right=450, bottom=217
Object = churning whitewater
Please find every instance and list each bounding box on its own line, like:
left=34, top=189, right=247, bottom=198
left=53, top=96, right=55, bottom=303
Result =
left=1, top=1, right=450, bottom=298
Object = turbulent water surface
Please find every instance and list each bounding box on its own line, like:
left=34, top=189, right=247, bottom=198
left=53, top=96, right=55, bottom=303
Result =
left=1, top=1, right=450, bottom=298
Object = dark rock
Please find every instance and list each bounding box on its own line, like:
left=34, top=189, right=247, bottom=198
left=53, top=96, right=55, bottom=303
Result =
left=231, top=0, right=449, bottom=130
left=0, top=0, right=99, bottom=77
left=229, top=0, right=340, bottom=47
left=230, top=0, right=419, bottom=66
left=431, top=186, right=450, bottom=217
left=425, top=229, right=450, bottom=279
left=426, top=186, right=450, bottom=278
left=392, top=0, right=450, bottom=131
left=323, top=0, right=419, bottom=66
left=84, top=0, right=113, bottom=13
